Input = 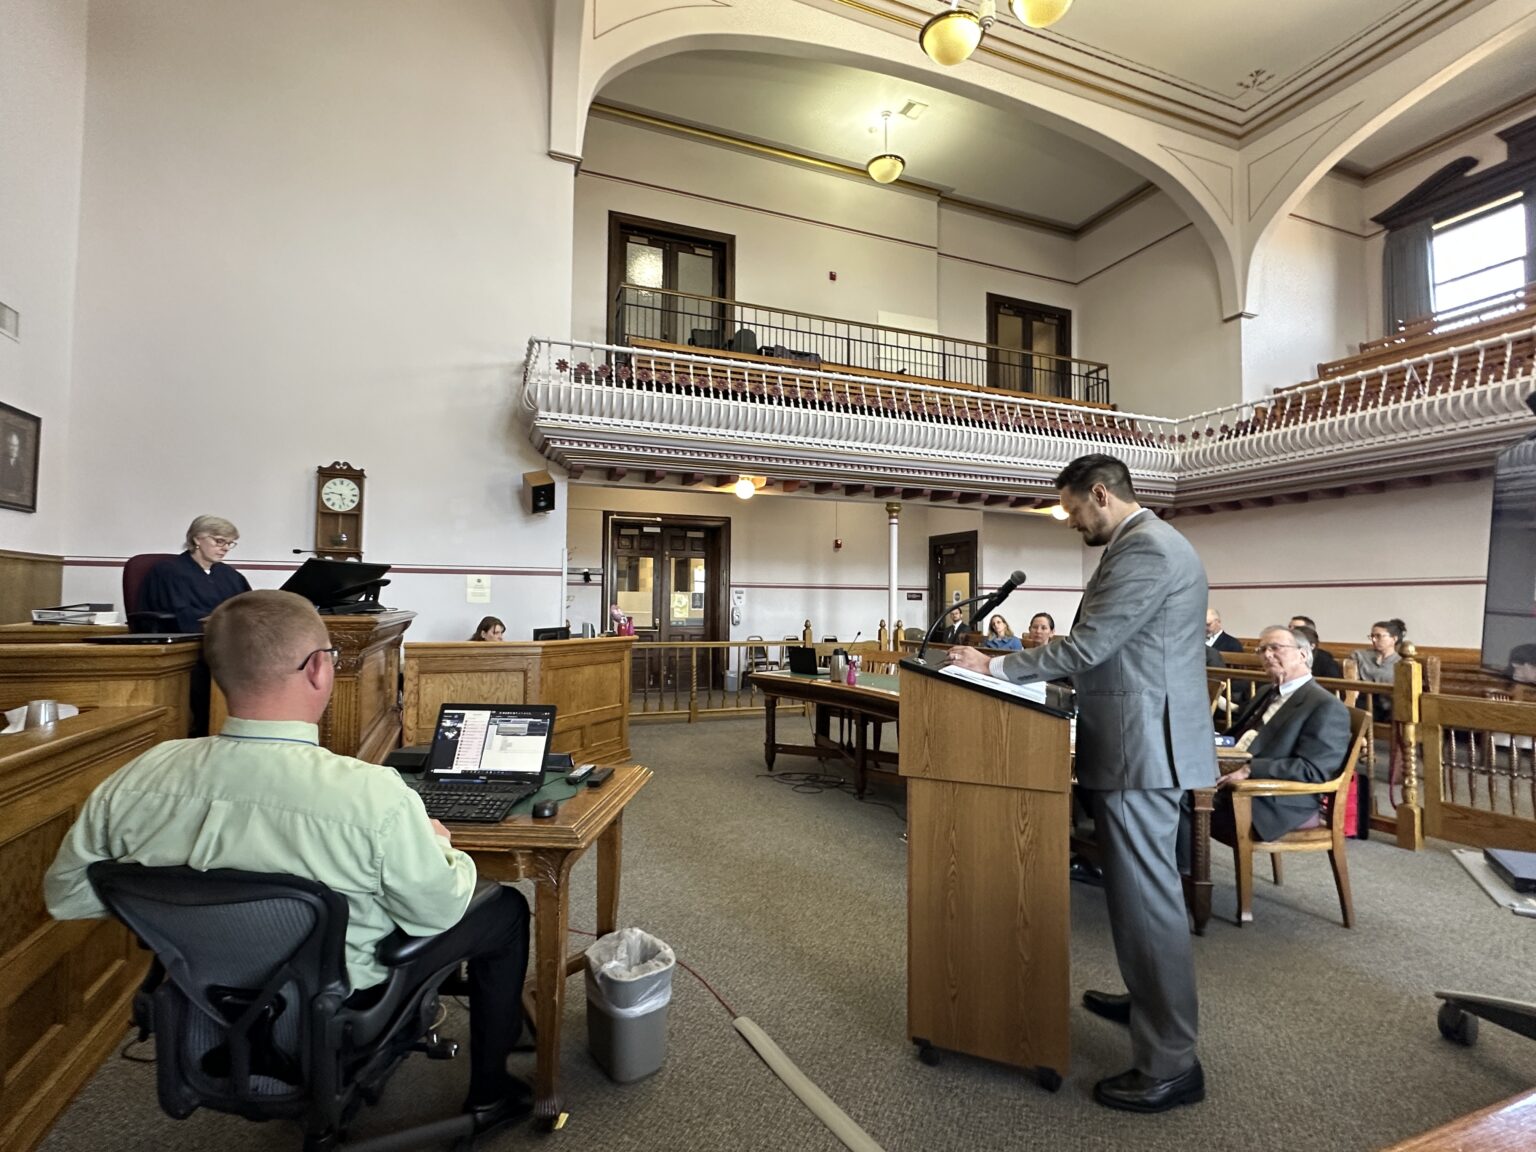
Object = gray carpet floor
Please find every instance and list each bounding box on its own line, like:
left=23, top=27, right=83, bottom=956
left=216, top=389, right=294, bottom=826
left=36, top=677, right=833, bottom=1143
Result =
left=40, top=716, right=1536, bottom=1151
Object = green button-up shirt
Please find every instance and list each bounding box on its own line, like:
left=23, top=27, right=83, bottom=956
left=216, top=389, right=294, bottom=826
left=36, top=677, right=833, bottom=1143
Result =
left=44, top=717, right=477, bottom=990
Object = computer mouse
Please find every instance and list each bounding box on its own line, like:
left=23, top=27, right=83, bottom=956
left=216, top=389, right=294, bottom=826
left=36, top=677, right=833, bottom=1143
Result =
left=531, top=799, right=559, bottom=820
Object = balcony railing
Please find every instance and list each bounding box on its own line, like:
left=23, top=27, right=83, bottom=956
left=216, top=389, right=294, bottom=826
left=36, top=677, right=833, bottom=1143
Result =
left=612, top=283, right=1111, bottom=405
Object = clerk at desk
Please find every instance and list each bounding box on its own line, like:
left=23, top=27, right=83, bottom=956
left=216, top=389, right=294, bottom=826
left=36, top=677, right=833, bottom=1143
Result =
left=140, top=515, right=252, bottom=633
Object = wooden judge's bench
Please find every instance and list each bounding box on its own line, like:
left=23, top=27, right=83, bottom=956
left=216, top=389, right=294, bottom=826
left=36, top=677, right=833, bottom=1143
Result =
left=0, top=611, right=415, bottom=760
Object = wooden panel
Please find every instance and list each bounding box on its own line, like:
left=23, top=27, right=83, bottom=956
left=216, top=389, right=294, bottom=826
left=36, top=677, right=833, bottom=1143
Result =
left=0, top=624, right=127, bottom=643
left=403, top=638, right=633, bottom=763
left=1381, top=1088, right=1536, bottom=1151
left=0, top=643, right=198, bottom=745
left=0, top=708, right=163, bottom=1152
left=899, top=668, right=1070, bottom=793
left=0, top=551, right=63, bottom=626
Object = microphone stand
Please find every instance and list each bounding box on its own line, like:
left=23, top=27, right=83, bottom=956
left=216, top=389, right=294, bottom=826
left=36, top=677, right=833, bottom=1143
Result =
left=914, top=589, right=1002, bottom=665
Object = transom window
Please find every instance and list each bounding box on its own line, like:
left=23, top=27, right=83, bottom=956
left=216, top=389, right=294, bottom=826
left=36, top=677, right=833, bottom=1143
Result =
left=1431, top=193, right=1528, bottom=313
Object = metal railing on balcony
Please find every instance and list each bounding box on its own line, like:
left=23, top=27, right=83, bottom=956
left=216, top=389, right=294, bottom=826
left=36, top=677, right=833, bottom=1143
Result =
left=612, top=283, right=1111, bottom=405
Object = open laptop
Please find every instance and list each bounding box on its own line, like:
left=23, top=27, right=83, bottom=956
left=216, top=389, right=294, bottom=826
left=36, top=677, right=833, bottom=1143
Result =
left=414, top=703, right=556, bottom=823
left=785, top=646, right=826, bottom=676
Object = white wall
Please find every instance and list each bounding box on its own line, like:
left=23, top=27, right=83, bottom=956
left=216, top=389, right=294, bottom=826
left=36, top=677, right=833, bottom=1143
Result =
left=1178, top=478, right=1492, bottom=649
left=0, top=0, right=88, bottom=554
left=59, top=0, right=573, bottom=640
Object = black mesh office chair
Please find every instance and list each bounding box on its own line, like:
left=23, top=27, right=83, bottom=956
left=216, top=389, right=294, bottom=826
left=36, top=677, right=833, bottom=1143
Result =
left=88, top=862, right=499, bottom=1152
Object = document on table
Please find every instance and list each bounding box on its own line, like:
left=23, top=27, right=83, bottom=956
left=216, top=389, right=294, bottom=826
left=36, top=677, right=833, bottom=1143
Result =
left=939, top=664, right=1047, bottom=705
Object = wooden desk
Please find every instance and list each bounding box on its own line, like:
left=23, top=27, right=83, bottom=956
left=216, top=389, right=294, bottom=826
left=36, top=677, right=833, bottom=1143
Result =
left=0, top=623, right=128, bottom=642
left=402, top=637, right=632, bottom=764
left=0, top=640, right=199, bottom=745
left=752, top=669, right=900, bottom=795
left=1381, top=1088, right=1536, bottom=1150
left=450, top=764, right=651, bottom=1128
left=0, top=707, right=165, bottom=1152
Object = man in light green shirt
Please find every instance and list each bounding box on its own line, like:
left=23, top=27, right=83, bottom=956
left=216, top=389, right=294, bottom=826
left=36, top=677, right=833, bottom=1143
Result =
left=45, top=590, right=532, bottom=1135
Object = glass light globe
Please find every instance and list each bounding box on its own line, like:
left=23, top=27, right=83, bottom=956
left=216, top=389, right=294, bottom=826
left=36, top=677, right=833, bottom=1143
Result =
left=919, top=8, right=984, bottom=66
left=1010, top=0, right=1073, bottom=28
left=1051, top=504, right=1069, bottom=520
left=866, top=153, right=905, bottom=184
left=734, top=477, right=757, bottom=500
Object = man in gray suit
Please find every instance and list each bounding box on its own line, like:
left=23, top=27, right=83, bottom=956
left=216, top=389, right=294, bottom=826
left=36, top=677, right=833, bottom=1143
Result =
left=948, top=454, right=1216, bottom=1113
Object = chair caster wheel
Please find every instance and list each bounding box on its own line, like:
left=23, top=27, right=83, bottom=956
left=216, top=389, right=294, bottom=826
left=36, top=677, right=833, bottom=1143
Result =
left=1036, top=1067, right=1062, bottom=1093
left=1438, top=1002, right=1478, bottom=1046
left=914, top=1039, right=940, bottom=1066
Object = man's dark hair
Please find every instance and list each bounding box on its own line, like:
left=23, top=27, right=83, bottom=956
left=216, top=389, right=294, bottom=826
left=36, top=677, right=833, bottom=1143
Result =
left=1292, top=623, right=1321, bottom=648
left=1054, top=454, right=1136, bottom=501
left=1290, top=614, right=1317, bottom=629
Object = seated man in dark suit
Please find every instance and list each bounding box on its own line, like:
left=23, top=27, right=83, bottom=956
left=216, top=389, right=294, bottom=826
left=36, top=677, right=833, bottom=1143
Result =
left=1289, top=617, right=1342, bottom=679
left=45, top=590, right=534, bottom=1138
left=1180, top=624, right=1352, bottom=870
left=933, top=606, right=967, bottom=645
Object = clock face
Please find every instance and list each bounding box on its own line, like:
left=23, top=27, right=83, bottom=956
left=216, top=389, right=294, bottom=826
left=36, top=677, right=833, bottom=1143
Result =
left=321, top=476, right=361, bottom=512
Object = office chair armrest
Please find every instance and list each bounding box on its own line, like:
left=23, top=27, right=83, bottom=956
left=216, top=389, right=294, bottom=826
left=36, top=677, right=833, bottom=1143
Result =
left=376, top=880, right=501, bottom=967
left=1228, top=776, right=1344, bottom=796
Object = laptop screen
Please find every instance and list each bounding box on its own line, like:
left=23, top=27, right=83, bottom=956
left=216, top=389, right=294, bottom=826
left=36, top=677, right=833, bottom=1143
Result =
left=426, top=703, right=556, bottom=780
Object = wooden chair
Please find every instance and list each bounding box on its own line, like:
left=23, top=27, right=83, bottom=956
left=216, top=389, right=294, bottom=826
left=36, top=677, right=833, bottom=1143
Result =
left=1214, top=706, right=1371, bottom=927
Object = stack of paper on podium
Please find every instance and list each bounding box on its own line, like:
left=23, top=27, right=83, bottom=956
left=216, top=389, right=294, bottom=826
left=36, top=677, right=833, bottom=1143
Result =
left=939, top=664, right=1047, bottom=704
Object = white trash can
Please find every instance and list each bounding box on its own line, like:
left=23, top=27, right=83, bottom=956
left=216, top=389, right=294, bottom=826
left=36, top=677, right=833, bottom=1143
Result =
left=584, top=928, right=674, bottom=1083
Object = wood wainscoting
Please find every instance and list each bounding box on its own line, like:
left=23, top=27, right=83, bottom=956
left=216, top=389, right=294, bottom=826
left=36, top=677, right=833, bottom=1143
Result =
left=0, top=549, right=63, bottom=625
left=0, top=708, right=165, bottom=1152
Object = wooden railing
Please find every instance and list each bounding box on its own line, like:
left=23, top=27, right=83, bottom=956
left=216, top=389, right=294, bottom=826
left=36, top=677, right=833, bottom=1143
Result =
left=1422, top=692, right=1536, bottom=852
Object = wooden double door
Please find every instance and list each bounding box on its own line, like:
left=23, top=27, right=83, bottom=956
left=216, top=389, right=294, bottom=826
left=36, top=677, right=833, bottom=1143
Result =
left=607, top=515, right=730, bottom=688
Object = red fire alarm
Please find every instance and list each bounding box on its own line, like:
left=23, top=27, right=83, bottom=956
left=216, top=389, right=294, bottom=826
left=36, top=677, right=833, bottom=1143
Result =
left=829, top=271, right=837, bottom=281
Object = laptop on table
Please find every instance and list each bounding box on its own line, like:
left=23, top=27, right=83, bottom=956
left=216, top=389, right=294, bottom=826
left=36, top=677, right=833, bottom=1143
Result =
left=413, top=703, right=556, bottom=823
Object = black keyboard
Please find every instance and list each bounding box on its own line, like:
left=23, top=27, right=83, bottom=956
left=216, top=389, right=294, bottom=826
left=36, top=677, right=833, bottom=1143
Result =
left=416, top=781, right=539, bottom=824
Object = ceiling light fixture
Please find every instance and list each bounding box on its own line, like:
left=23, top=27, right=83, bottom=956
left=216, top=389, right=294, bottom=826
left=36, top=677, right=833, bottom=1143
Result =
left=865, top=111, right=906, bottom=185
left=919, top=1, right=992, bottom=66
left=1051, top=504, right=1069, bottom=521
left=734, top=476, right=760, bottom=500
left=1009, top=0, right=1073, bottom=28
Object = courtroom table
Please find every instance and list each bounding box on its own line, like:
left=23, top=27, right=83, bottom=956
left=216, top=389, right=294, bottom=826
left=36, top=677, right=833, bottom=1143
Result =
left=0, top=636, right=198, bottom=745
left=449, top=763, right=651, bottom=1129
left=751, top=669, right=900, bottom=796
left=210, top=610, right=415, bottom=763
left=1380, top=1088, right=1536, bottom=1150
left=0, top=707, right=165, bottom=1152
left=402, top=636, right=633, bottom=765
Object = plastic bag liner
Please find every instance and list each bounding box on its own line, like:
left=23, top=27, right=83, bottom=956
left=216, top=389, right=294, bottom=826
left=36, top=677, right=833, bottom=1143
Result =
left=585, top=928, right=675, bottom=1018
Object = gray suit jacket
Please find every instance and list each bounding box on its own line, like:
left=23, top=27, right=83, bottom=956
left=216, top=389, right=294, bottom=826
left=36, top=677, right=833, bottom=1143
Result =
left=995, top=511, right=1218, bottom=792
left=1232, top=678, right=1353, bottom=841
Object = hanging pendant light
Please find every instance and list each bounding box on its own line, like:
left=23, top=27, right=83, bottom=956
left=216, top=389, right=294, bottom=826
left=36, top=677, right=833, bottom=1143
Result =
left=919, top=1, right=992, bottom=67
left=866, top=111, right=906, bottom=185
left=1009, top=0, right=1073, bottom=28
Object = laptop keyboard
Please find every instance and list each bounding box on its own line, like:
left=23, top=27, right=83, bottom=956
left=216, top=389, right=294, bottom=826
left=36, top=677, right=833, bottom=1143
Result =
left=416, top=781, right=540, bottom=824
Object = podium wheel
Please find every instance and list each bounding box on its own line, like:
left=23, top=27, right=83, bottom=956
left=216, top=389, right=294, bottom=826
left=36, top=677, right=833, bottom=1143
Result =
left=1438, top=1002, right=1478, bottom=1046
left=914, top=1040, right=941, bottom=1066
left=1036, top=1068, right=1062, bottom=1093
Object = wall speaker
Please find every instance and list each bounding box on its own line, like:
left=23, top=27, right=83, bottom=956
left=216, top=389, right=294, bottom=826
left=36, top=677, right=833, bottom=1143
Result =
left=522, top=470, right=556, bottom=515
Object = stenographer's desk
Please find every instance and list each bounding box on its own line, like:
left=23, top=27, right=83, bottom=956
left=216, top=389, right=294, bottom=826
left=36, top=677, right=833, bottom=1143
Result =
left=753, top=669, right=900, bottom=795
left=447, top=763, right=651, bottom=1129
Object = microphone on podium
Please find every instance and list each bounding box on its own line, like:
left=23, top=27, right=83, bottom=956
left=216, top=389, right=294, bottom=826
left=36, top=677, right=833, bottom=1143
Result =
left=969, top=569, right=1027, bottom=629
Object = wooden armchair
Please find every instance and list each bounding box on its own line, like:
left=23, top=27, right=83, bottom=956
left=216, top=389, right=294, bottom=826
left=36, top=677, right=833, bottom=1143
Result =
left=1214, top=706, right=1371, bottom=927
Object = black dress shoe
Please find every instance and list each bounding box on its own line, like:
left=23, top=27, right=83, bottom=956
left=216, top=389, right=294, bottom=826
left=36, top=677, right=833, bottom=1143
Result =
left=1081, top=989, right=1131, bottom=1025
left=1069, top=855, right=1105, bottom=887
left=1092, top=1063, right=1205, bottom=1113
left=465, top=1079, right=534, bottom=1135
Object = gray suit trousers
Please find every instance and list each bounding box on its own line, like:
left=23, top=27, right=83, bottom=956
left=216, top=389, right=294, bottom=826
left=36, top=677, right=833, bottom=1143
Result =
left=1088, top=788, right=1200, bottom=1079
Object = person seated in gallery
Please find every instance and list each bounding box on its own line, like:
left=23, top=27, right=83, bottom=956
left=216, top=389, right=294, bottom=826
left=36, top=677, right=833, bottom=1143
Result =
left=139, top=514, right=252, bottom=633
left=1288, top=616, right=1341, bottom=678
left=1350, top=617, right=1406, bottom=722
left=933, top=607, right=967, bottom=645
left=981, top=615, right=1023, bottom=651
left=44, top=590, right=535, bottom=1139
left=1178, top=625, right=1352, bottom=872
left=1509, top=644, right=1536, bottom=686
left=1026, top=612, right=1055, bottom=646
left=468, top=615, right=505, bottom=641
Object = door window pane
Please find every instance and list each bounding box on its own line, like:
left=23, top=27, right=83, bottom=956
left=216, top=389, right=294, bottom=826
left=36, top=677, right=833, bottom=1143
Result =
left=668, top=556, right=706, bottom=625
left=616, top=555, right=654, bottom=628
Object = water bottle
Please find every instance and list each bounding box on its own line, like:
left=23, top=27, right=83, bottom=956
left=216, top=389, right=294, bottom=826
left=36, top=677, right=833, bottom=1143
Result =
left=846, top=656, right=858, bottom=686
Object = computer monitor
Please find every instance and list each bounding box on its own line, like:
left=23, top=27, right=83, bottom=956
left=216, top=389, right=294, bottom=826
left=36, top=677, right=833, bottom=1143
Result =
left=281, top=558, right=392, bottom=613
left=532, top=626, right=571, bottom=641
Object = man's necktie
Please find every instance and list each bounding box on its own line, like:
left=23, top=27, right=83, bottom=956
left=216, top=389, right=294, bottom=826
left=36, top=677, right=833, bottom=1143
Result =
left=1235, top=689, right=1283, bottom=751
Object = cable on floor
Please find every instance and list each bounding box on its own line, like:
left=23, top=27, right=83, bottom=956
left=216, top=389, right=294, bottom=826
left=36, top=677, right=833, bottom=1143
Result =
left=755, top=770, right=906, bottom=823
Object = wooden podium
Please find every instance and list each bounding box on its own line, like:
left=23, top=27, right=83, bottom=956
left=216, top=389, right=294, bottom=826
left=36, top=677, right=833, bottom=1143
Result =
left=899, top=659, right=1074, bottom=1090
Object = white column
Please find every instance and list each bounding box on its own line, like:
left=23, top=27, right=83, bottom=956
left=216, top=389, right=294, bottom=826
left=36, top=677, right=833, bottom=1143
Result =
left=886, top=502, right=901, bottom=635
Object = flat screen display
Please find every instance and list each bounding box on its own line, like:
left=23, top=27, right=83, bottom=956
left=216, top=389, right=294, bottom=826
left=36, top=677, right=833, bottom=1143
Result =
left=1480, top=431, right=1536, bottom=680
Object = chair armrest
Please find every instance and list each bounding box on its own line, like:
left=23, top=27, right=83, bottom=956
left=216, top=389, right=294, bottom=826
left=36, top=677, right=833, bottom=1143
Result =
left=1228, top=777, right=1343, bottom=796
left=376, top=880, right=501, bottom=967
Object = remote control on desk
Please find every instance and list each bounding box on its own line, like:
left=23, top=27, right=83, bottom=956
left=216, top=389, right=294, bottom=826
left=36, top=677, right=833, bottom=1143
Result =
left=565, top=763, right=596, bottom=784
left=586, top=766, right=614, bottom=787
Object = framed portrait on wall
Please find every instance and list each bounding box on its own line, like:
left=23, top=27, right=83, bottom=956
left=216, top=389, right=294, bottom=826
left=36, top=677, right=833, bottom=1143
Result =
left=0, top=401, right=40, bottom=514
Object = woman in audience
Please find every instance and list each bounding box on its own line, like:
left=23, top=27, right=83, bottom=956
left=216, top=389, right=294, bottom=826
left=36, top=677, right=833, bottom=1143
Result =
left=1351, top=618, right=1406, bottom=722
left=982, top=615, right=1022, bottom=651
left=1027, top=612, right=1055, bottom=645
left=468, top=616, right=505, bottom=641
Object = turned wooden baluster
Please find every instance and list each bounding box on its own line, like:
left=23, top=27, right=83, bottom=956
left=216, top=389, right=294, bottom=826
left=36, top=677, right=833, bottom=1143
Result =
left=1395, top=643, right=1424, bottom=850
